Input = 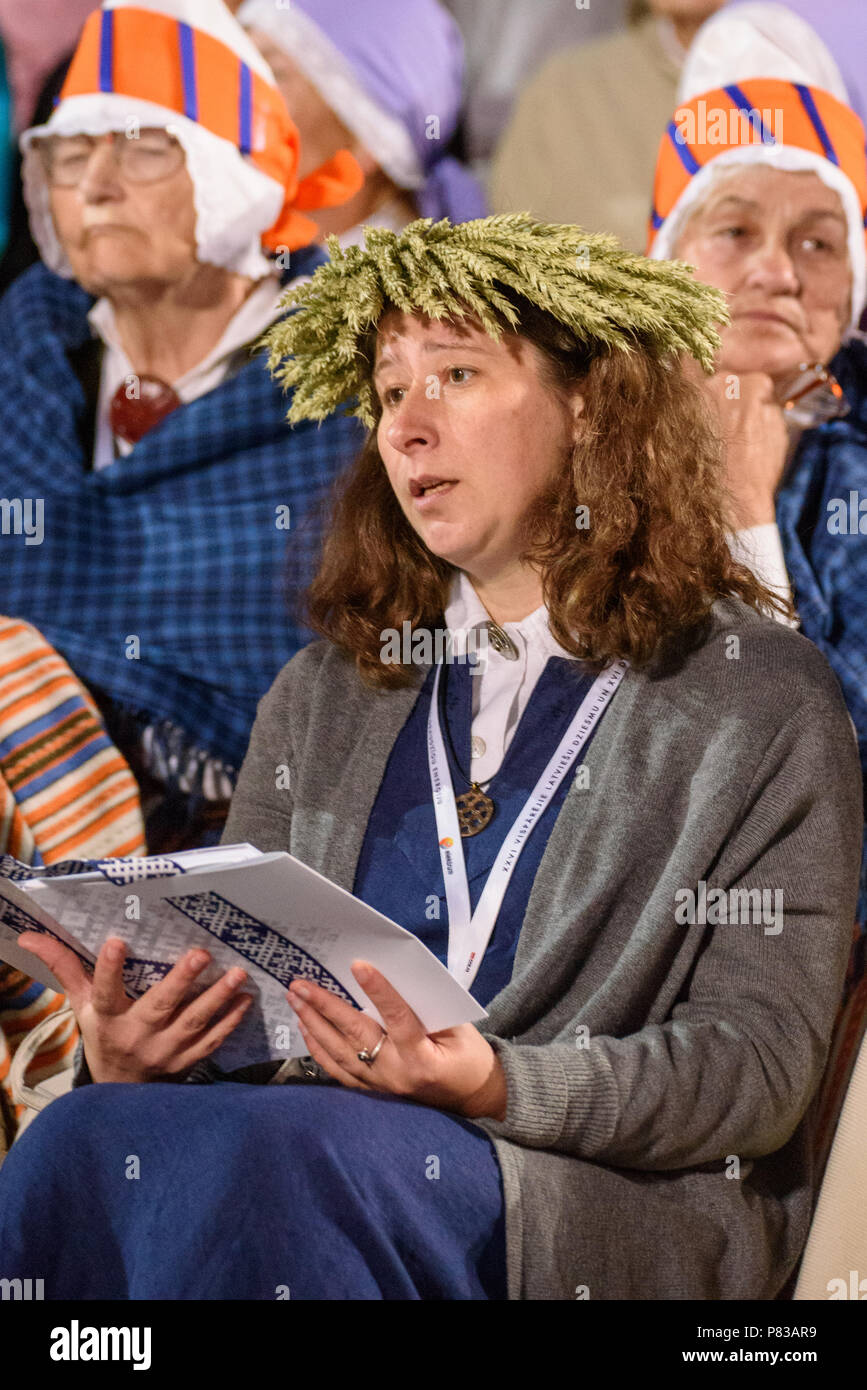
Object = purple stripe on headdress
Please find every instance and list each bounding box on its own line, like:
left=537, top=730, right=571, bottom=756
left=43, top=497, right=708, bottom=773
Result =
left=794, top=82, right=839, bottom=166
left=723, top=84, right=775, bottom=144
left=651, top=207, right=664, bottom=230
left=239, top=63, right=253, bottom=155
left=667, top=120, right=701, bottom=175
left=178, top=21, right=198, bottom=123
left=98, top=9, right=114, bottom=94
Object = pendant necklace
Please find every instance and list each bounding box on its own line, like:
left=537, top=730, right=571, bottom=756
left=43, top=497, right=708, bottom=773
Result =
left=441, top=709, right=496, bottom=837
left=439, top=621, right=519, bottom=838
left=109, top=376, right=181, bottom=445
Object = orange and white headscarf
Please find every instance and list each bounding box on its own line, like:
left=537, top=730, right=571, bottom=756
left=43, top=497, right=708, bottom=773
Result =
left=20, top=0, right=364, bottom=280
left=648, top=2, right=867, bottom=327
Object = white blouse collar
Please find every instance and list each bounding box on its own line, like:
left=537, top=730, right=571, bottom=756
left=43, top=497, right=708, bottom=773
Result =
left=443, top=569, right=578, bottom=664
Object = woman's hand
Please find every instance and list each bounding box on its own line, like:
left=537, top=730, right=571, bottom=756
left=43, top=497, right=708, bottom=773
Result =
left=17, top=931, right=253, bottom=1084
left=701, top=371, right=789, bottom=528
left=287, top=961, right=508, bottom=1121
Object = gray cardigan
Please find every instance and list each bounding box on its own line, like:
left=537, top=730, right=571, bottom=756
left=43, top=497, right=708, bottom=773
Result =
left=215, top=597, right=862, bottom=1300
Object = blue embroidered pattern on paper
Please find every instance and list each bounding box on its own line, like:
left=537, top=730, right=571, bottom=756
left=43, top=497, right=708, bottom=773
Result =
left=0, top=898, right=95, bottom=974
left=0, top=895, right=171, bottom=996
left=0, top=854, right=183, bottom=884
left=93, top=858, right=184, bottom=884
left=122, top=959, right=173, bottom=994
left=165, top=891, right=355, bottom=1003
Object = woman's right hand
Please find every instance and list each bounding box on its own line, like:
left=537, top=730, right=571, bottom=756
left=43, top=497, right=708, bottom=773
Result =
left=17, top=932, right=253, bottom=1083
left=701, top=371, right=790, bottom=529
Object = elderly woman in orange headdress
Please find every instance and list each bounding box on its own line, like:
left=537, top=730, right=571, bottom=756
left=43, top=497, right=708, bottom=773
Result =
left=648, top=2, right=867, bottom=934
left=0, top=0, right=365, bottom=853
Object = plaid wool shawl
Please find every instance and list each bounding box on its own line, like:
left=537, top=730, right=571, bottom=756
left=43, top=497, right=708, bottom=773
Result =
left=0, top=249, right=366, bottom=773
left=776, top=337, right=867, bottom=924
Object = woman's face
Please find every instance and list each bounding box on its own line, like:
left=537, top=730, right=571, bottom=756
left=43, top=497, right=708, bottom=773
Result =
left=48, top=134, right=198, bottom=298
left=374, top=310, right=583, bottom=586
left=675, top=166, right=851, bottom=382
left=246, top=27, right=360, bottom=180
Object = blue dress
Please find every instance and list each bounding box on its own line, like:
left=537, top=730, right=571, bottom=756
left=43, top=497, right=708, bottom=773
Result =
left=0, top=657, right=601, bottom=1300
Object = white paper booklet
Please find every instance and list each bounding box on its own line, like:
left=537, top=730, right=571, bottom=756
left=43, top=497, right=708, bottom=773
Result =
left=0, top=845, right=487, bottom=1072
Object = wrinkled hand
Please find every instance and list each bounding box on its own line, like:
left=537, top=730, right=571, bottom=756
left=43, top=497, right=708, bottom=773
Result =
left=701, top=371, right=789, bottom=528
left=17, top=932, right=253, bottom=1083
left=288, top=961, right=508, bottom=1121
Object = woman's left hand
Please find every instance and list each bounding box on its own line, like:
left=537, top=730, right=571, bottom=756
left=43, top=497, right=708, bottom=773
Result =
left=287, top=961, right=507, bottom=1120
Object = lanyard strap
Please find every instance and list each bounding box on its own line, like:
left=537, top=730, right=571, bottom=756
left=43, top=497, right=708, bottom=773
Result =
left=427, top=658, right=627, bottom=988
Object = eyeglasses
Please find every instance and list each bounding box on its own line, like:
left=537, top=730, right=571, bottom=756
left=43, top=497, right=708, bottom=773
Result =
left=39, top=129, right=185, bottom=187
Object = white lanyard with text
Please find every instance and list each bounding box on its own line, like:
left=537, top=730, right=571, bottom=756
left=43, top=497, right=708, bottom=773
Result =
left=427, top=658, right=628, bottom=987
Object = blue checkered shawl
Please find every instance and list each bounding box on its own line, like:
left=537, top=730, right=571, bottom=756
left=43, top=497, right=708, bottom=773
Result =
left=777, top=337, right=867, bottom=922
left=0, top=249, right=365, bottom=774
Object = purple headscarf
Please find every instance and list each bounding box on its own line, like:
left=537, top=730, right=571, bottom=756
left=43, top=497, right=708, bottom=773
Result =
left=238, top=0, right=486, bottom=224
left=725, top=0, right=867, bottom=128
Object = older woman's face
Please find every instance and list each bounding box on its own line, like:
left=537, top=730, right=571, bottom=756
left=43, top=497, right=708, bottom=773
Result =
left=675, top=166, right=851, bottom=382
left=48, top=135, right=197, bottom=298
left=374, top=311, right=582, bottom=585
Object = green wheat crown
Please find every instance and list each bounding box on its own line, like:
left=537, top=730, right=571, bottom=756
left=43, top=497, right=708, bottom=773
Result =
left=264, top=213, right=729, bottom=428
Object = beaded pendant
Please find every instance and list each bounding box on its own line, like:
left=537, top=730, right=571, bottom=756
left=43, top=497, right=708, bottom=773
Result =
left=455, top=784, right=495, bottom=837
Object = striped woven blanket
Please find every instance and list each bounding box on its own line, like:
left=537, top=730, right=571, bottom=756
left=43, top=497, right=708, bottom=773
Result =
left=0, top=618, right=145, bottom=1145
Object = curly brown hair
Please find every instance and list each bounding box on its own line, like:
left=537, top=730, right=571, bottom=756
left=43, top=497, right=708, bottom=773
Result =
left=304, top=298, right=792, bottom=688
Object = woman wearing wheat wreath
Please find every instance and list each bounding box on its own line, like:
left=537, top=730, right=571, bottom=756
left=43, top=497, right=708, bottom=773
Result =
left=0, top=216, right=861, bottom=1301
